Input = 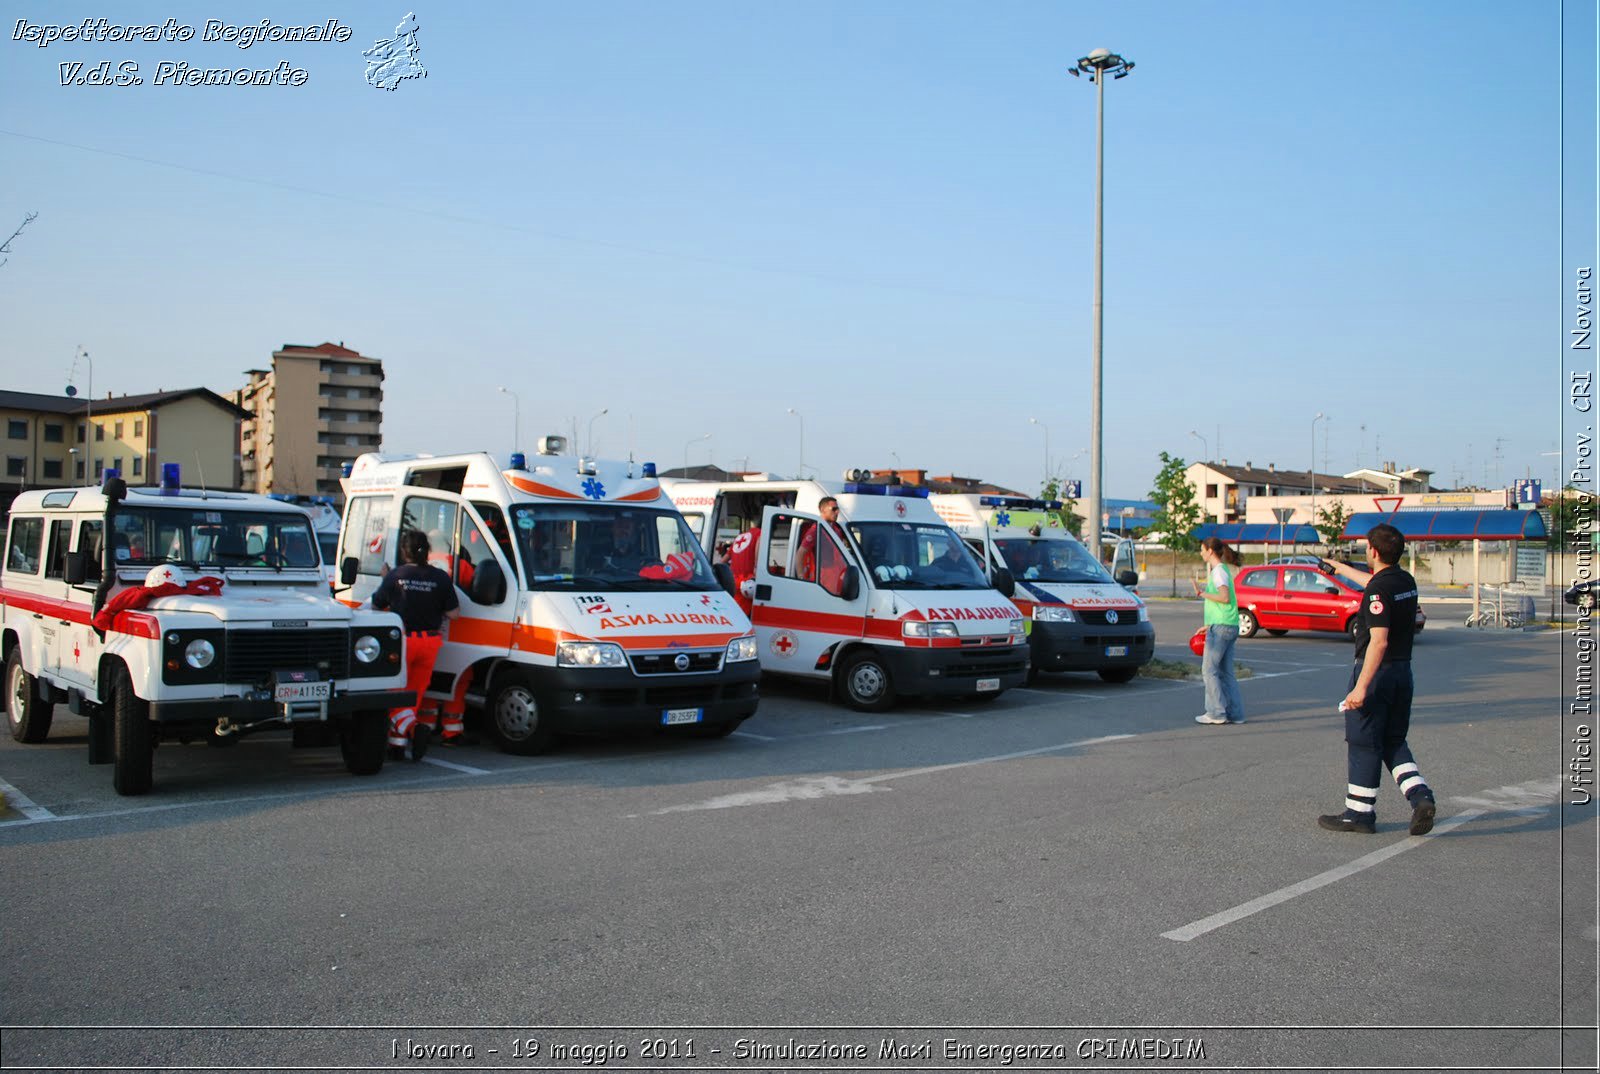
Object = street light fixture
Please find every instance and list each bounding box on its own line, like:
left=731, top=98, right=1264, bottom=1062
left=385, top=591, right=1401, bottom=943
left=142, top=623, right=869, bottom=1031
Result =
left=1188, top=429, right=1208, bottom=462
left=495, top=386, right=520, bottom=454
left=1029, top=417, right=1050, bottom=493
left=1311, top=411, right=1328, bottom=546
left=588, top=408, right=609, bottom=457
left=786, top=408, right=805, bottom=478
left=683, top=432, right=711, bottom=473
left=66, top=346, right=92, bottom=476
left=1070, top=47, right=1135, bottom=560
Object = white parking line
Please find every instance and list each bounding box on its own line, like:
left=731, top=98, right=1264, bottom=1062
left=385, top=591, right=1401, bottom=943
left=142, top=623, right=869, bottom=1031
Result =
left=0, top=776, right=55, bottom=821
left=1161, top=777, right=1561, bottom=942
left=825, top=724, right=890, bottom=735
left=419, top=755, right=491, bottom=775
left=730, top=729, right=776, bottom=742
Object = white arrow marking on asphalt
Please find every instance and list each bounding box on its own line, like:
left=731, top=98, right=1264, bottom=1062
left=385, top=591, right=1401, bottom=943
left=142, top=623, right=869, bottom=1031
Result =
left=632, top=734, right=1136, bottom=817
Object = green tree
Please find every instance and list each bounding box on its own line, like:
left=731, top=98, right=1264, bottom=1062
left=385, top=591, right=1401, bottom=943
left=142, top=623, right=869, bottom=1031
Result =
left=1149, top=451, right=1202, bottom=596
left=1315, top=502, right=1352, bottom=555
left=1549, top=488, right=1597, bottom=548
left=1041, top=477, right=1084, bottom=538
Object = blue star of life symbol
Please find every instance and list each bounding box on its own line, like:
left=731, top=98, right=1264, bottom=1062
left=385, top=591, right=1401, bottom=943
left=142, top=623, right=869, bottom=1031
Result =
left=581, top=478, right=606, bottom=500
left=995, top=510, right=1011, bottom=528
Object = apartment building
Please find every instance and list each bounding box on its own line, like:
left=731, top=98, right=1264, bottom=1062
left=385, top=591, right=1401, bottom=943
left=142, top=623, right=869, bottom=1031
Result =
left=230, top=342, right=385, bottom=498
left=0, top=388, right=246, bottom=513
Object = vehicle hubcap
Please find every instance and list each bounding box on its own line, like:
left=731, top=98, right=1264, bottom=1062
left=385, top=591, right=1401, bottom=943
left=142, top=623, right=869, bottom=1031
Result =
left=495, top=686, right=538, bottom=740
left=850, top=663, right=886, bottom=701
left=8, top=665, right=23, bottom=725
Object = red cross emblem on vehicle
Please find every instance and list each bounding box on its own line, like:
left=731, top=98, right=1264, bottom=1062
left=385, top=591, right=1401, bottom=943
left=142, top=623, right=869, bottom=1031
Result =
left=72, top=643, right=81, bottom=662
left=771, top=630, right=798, bottom=657
left=894, top=500, right=907, bottom=517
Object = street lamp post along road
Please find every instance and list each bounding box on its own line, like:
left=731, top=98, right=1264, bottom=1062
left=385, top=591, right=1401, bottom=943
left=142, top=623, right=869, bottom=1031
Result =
left=786, top=408, right=805, bottom=478
left=1311, top=411, right=1328, bottom=548
left=588, top=408, right=608, bottom=457
left=684, top=432, right=711, bottom=473
left=1071, top=46, right=1134, bottom=560
left=495, top=386, right=520, bottom=456
left=1029, top=417, right=1050, bottom=494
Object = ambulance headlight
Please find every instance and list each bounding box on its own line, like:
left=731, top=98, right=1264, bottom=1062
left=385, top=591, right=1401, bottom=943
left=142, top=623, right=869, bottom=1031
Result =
left=903, top=620, right=959, bottom=639
left=557, top=641, right=627, bottom=668
left=184, top=639, right=216, bottom=669
left=353, top=634, right=382, bottom=664
left=725, top=635, right=759, bottom=663
left=1008, top=618, right=1025, bottom=635
left=1137, top=605, right=1151, bottom=622
left=1033, top=606, right=1077, bottom=623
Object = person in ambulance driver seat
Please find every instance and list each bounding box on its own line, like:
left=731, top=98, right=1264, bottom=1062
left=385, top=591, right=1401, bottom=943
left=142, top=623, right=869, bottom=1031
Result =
left=370, top=529, right=460, bottom=762
left=1316, top=522, right=1437, bottom=836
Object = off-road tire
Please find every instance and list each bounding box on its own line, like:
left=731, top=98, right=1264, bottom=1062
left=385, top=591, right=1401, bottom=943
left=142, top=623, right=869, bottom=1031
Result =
left=340, top=709, right=388, bottom=775
left=111, top=666, right=153, bottom=797
left=5, top=647, right=54, bottom=743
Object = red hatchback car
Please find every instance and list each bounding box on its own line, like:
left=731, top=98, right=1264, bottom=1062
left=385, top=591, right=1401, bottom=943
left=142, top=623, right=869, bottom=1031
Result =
left=1231, top=565, right=1426, bottom=640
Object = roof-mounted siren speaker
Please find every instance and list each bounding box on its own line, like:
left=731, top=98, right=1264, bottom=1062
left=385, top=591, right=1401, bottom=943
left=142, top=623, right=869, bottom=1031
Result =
left=843, top=467, right=872, bottom=482
left=537, top=435, right=567, bottom=456
left=101, top=467, right=126, bottom=503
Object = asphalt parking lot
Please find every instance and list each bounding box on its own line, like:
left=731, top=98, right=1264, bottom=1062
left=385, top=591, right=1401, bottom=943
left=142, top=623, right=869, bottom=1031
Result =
left=0, top=599, right=1589, bottom=1072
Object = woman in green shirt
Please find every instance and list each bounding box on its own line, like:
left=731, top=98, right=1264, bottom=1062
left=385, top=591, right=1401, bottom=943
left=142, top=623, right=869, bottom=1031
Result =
left=1191, top=537, right=1243, bottom=725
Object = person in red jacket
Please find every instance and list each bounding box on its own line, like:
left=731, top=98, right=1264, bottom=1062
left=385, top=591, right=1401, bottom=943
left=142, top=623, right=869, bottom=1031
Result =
left=726, top=524, right=762, bottom=616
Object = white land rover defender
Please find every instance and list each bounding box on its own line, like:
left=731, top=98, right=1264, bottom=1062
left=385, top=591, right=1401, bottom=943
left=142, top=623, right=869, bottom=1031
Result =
left=1, top=469, right=415, bottom=795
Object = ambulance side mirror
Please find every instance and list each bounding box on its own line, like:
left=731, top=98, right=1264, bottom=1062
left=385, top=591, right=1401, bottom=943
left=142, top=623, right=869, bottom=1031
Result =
left=1116, top=569, right=1139, bottom=588
left=470, top=558, right=507, bottom=605
left=992, top=567, right=1015, bottom=597
left=63, top=552, right=88, bottom=586
left=712, top=562, right=737, bottom=597
left=837, top=565, right=861, bottom=602
left=340, top=557, right=359, bottom=585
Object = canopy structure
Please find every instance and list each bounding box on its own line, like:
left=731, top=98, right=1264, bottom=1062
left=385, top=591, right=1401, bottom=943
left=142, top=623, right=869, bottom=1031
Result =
left=1341, top=509, right=1547, bottom=541
left=1192, top=522, right=1321, bottom=545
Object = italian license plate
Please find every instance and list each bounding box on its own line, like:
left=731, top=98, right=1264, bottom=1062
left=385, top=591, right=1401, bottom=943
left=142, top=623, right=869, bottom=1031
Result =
left=1105, top=646, right=1129, bottom=658
left=662, top=707, right=703, bottom=726
left=275, top=680, right=331, bottom=703
left=976, top=677, right=1000, bottom=692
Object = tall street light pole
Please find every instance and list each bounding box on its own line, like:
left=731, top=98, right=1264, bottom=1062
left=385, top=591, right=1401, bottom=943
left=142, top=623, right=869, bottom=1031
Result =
left=1188, top=429, right=1207, bottom=462
left=786, top=408, right=805, bottom=478
left=1311, top=411, right=1327, bottom=546
left=588, top=408, right=609, bottom=457
left=684, top=432, right=711, bottom=473
left=495, top=386, right=520, bottom=455
left=1071, top=47, right=1134, bottom=561
left=1029, top=416, right=1050, bottom=494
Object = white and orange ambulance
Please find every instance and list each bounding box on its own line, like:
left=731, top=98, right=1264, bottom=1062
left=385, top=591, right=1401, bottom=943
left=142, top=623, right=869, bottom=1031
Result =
left=335, top=440, right=759, bottom=753
left=929, top=493, right=1153, bottom=683
left=663, top=475, right=1028, bottom=711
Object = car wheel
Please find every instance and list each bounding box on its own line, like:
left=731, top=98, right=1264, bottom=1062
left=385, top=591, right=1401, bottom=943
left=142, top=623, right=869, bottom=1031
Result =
left=487, top=673, right=556, bottom=755
left=5, top=647, right=54, bottom=744
left=339, top=709, right=388, bottom=775
left=1266, top=629, right=1289, bottom=636
left=1582, top=592, right=1596, bottom=612
left=1237, top=609, right=1259, bottom=638
left=1345, top=616, right=1361, bottom=640
left=1097, top=667, right=1138, bottom=684
left=838, top=649, right=896, bottom=713
left=111, top=666, right=153, bottom=797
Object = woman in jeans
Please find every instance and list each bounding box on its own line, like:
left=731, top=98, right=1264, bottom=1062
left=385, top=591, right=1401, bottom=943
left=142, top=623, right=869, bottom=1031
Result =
left=1192, top=537, right=1244, bottom=725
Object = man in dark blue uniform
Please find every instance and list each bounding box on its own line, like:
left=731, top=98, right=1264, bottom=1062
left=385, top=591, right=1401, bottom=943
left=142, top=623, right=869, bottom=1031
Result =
left=371, top=530, right=460, bottom=761
left=1316, top=523, right=1436, bottom=835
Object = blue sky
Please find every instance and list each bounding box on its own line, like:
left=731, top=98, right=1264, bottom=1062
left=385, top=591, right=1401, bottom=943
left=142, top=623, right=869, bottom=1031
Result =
left=1, top=1, right=1593, bottom=500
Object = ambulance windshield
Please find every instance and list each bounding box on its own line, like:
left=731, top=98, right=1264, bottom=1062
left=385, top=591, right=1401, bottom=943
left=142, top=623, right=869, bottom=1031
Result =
left=109, top=507, right=320, bottom=570
left=994, top=537, right=1114, bottom=585
left=851, top=522, right=989, bottom=590
left=509, top=504, right=719, bottom=591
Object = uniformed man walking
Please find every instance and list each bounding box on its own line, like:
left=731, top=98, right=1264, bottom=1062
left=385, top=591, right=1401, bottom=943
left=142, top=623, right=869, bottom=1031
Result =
left=1317, top=523, right=1437, bottom=835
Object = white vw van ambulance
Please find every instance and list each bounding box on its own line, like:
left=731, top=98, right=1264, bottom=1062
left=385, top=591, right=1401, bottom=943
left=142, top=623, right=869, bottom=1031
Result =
left=664, top=476, right=1028, bottom=711
left=929, top=493, right=1154, bottom=683
left=335, top=441, right=760, bottom=753
left=1, top=468, right=413, bottom=795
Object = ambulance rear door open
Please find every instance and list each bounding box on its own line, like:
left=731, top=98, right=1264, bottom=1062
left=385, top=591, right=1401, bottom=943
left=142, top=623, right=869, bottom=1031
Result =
left=750, top=504, right=865, bottom=676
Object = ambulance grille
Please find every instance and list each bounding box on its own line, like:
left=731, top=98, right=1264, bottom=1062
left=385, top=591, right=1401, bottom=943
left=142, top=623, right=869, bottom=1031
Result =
left=629, top=651, right=725, bottom=675
left=226, top=629, right=351, bottom=683
left=1078, top=609, right=1135, bottom=626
